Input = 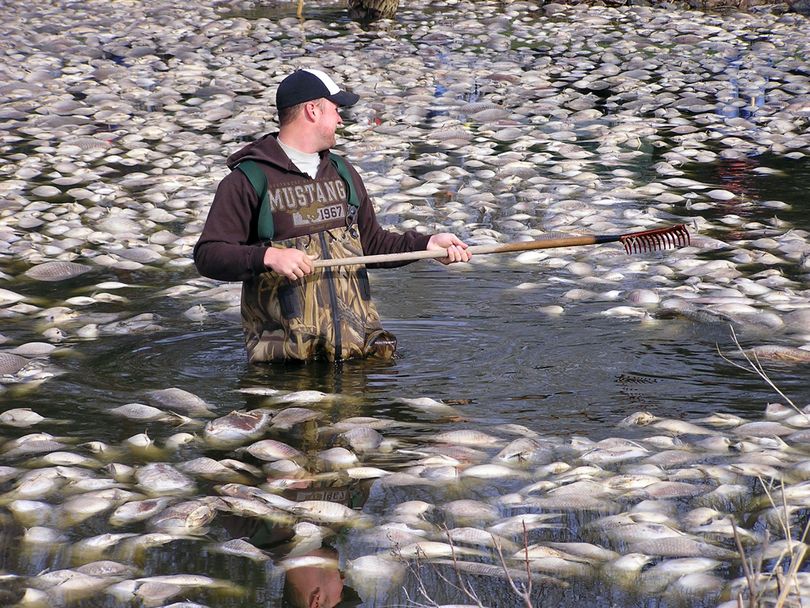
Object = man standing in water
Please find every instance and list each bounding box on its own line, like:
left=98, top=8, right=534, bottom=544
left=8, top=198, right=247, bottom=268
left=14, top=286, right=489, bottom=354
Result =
left=194, top=68, right=470, bottom=362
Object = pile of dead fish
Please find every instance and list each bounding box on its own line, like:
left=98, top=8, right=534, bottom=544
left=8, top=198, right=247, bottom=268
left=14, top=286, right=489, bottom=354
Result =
left=0, top=0, right=808, bottom=380
left=1, top=0, right=810, bottom=606
left=1, top=386, right=810, bottom=606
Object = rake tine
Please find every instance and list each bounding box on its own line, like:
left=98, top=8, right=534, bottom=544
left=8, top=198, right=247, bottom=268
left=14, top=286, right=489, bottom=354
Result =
left=618, top=224, right=690, bottom=255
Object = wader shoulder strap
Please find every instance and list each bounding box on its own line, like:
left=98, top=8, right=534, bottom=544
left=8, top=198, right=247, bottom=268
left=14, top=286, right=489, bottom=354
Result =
left=237, top=155, right=359, bottom=241
left=329, top=152, right=360, bottom=209
left=236, top=160, right=274, bottom=242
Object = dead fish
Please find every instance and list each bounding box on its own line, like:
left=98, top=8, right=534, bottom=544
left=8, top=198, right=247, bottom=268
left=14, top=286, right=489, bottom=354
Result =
left=279, top=554, right=340, bottom=572
left=732, top=421, right=795, bottom=437
left=8, top=499, right=55, bottom=526
left=445, top=527, right=519, bottom=553
left=237, top=387, right=280, bottom=396
left=345, top=466, right=391, bottom=480
left=693, top=413, right=746, bottom=429
left=1, top=468, right=65, bottom=502
left=330, top=416, right=399, bottom=432
left=744, top=345, right=810, bottom=363
left=274, top=390, right=331, bottom=404
left=357, top=522, right=429, bottom=548
left=24, top=261, right=92, bottom=282
left=605, top=521, right=687, bottom=545
left=109, top=497, right=174, bottom=527
left=164, top=433, right=197, bottom=451
left=602, top=552, right=654, bottom=585
left=70, top=532, right=140, bottom=558
left=213, top=496, right=294, bottom=524
left=0, top=407, right=45, bottom=427
left=0, top=352, right=31, bottom=376
left=27, top=451, right=101, bottom=468
left=315, top=447, right=358, bottom=470
left=176, top=457, right=251, bottom=482
left=487, top=513, right=564, bottom=536
left=630, top=536, right=737, bottom=559
left=523, top=491, right=621, bottom=511
left=143, top=387, right=214, bottom=415
left=108, top=403, right=184, bottom=423
left=218, top=458, right=262, bottom=479
left=291, top=500, right=365, bottom=525
left=106, top=579, right=184, bottom=606
left=116, top=532, right=185, bottom=557
left=522, top=555, right=596, bottom=578
left=22, top=526, right=68, bottom=545
left=345, top=554, right=407, bottom=600
left=135, top=463, right=196, bottom=496
left=495, top=437, right=554, bottom=465
left=545, top=542, right=619, bottom=563
left=59, top=490, right=139, bottom=526
left=203, top=409, right=270, bottom=447
left=123, top=432, right=162, bottom=459
left=215, top=482, right=295, bottom=510
left=210, top=538, right=269, bottom=562
left=148, top=499, right=218, bottom=535
left=75, top=560, right=138, bottom=579
left=61, top=477, right=128, bottom=495
left=29, top=568, right=111, bottom=600
left=338, top=426, right=384, bottom=452
left=238, top=439, right=303, bottom=462
left=396, top=540, right=487, bottom=559
left=80, top=441, right=123, bottom=459
left=0, top=466, right=21, bottom=483
left=621, top=412, right=715, bottom=436
left=0, top=287, right=27, bottom=306
left=431, top=558, right=567, bottom=587
left=398, top=397, right=463, bottom=418
left=431, top=429, right=504, bottom=447
left=270, top=406, right=323, bottom=430
left=639, top=557, right=721, bottom=594
left=461, top=463, right=527, bottom=479
left=442, top=499, right=500, bottom=524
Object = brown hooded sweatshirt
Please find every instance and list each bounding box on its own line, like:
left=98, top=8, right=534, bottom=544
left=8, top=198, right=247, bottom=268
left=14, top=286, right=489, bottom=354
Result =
left=193, top=133, right=431, bottom=282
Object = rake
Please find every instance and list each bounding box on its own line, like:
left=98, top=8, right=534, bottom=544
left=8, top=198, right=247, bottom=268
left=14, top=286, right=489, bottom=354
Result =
left=312, top=224, right=690, bottom=268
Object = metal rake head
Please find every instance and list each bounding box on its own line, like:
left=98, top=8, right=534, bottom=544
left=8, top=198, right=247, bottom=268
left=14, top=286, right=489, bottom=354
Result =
left=619, top=224, right=690, bottom=255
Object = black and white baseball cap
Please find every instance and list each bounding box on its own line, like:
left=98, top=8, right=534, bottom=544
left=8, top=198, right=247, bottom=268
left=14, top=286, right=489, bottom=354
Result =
left=276, top=69, right=360, bottom=110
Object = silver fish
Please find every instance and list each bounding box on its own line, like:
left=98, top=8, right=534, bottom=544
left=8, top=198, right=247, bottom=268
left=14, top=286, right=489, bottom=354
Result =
left=210, top=538, right=269, bottom=562
left=143, top=387, right=214, bottom=415
left=109, top=497, right=174, bottom=527
left=270, top=406, right=323, bottom=430
left=203, top=409, right=270, bottom=447
left=135, top=463, right=196, bottom=496
left=24, top=261, right=92, bottom=281
left=238, top=439, right=303, bottom=462
left=0, top=408, right=44, bottom=427
left=431, top=429, right=504, bottom=447
left=148, top=499, right=218, bottom=535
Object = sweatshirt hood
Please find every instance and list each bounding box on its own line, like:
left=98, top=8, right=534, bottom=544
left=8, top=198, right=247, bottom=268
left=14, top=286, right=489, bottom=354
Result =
left=226, top=133, right=323, bottom=171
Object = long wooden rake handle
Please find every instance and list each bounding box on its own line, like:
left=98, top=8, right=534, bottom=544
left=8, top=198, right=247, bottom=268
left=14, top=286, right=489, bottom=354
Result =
left=312, top=224, right=690, bottom=269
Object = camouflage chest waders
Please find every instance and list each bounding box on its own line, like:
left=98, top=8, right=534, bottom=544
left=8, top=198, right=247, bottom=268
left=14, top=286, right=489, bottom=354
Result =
left=237, top=157, right=396, bottom=363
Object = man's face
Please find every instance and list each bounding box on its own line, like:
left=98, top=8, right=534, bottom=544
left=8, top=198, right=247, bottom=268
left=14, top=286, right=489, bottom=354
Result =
left=313, top=99, right=343, bottom=150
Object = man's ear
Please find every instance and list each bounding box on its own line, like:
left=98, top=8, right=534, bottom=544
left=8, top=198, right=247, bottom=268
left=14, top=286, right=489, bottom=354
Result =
left=308, top=585, right=321, bottom=608
left=303, top=101, right=319, bottom=122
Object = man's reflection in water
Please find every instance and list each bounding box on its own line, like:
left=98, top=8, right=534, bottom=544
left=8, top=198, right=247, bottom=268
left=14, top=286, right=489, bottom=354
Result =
left=218, top=476, right=369, bottom=607
left=283, top=547, right=345, bottom=608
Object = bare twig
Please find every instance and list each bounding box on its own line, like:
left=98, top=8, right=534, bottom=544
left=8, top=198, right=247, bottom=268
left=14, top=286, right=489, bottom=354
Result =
left=491, top=529, right=532, bottom=608
left=732, top=517, right=757, bottom=608
left=716, top=326, right=799, bottom=412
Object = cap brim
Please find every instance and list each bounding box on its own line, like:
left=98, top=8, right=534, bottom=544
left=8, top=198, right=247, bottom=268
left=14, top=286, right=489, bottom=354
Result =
left=327, top=90, right=360, bottom=107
